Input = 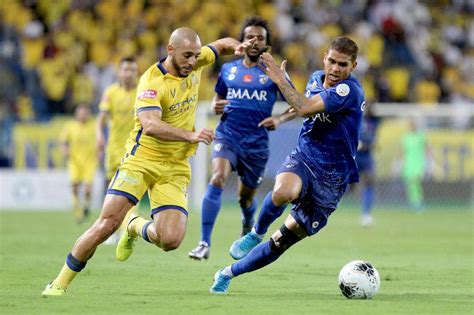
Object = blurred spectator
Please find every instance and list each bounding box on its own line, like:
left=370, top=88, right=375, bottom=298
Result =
left=0, top=0, right=471, bottom=124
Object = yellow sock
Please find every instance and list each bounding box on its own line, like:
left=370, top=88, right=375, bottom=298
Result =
left=119, top=208, right=136, bottom=232
left=129, top=216, right=148, bottom=237
left=52, top=263, right=78, bottom=289
left=128, top=216, right=153, bottom=243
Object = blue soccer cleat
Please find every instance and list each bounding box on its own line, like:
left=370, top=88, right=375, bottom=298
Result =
left=209, top=268, right=232, bottom=294
left=229, top=231, right=262, bottom=260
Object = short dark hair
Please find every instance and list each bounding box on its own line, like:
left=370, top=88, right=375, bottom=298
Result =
left=329, top=37, right=358, bottom=61
left=120, top=56, right=136, bottom=64
left=238, top=16, right=272, bottom=46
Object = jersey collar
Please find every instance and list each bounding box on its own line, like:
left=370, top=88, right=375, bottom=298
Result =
left=157, top=57, right=168, bottom=75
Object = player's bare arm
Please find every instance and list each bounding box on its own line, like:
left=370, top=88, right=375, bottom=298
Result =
left=96, top=110, right=109, bottom=151
left=209, top=37, right=257, bottom=56
left=258, top=107, right=297, bottom=130
left=138, top=109, right=214, bottom=145
left=211, top=94, right=229, bottom=115
left=259, top=52, right=325, bottom=117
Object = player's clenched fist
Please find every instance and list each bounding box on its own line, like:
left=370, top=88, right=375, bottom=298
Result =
left=189, top=128, right=215, bottom=145
left=258, top=53, right=287, bottom=85
left=212, top=99, right=230, bottom=114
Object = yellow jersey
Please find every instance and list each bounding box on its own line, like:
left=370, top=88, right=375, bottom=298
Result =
left=98, top=83, right=136, bottom=158
left=126, top=45, right=217, bottom=160
left=61, top=119, right=97, bottom=166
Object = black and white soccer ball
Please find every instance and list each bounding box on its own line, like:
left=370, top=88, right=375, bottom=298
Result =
left=338, top=260, right=380, bottom=299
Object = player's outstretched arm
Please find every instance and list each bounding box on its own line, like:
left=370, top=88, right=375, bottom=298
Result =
left=138, top=109, right=214, bottom=145
left=258, top=107, right=298, bottom=130
left=209, top=37, right=257, bottom=56
left=258, top=52, right=325, bottom=117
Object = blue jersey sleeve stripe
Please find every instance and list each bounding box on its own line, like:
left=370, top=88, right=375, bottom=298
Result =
left=207, top=45, right=219, bottom=60
left=137, top=106, right=162, bottom=113
left=107, top=189, right=139, bottom=204
left=151, top=205, right=188, bottom=218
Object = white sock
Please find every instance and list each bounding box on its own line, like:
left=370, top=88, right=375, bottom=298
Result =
left=251, top=227, right=264, bottom=240
left=221, top=266, right=234, bottom=278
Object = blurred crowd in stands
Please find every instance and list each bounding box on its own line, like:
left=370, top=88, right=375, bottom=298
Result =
left=0, top=0, right=473, bottom=165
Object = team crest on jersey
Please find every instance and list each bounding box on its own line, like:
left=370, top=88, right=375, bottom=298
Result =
left=336, top=83, right=350, bottom=97
left=243, top=74, right=253, bottom=83
left=230, top=66, right=237, bottom=73
left=312, top=221, right=319, bottom=229
left=138, top=89, right=157, bottom=100
left=214, top=143, right=223, bottom=152
left=228, top=74, right=235, bottom=81
left=310, top=81, right=318, bottom=89
left=259, top=75, right=269, bottom=84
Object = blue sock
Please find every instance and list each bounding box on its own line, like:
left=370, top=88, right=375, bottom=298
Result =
left=254, top=192, right=286, bottom=235
left=201, top=184, right=223, bottom=246
left=362, top=186, right=374, bottom=216
left=241, top=199, right=257, bottom=226
left=231, top=241, right=281, bottom=276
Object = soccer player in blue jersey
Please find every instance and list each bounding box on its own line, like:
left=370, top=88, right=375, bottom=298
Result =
left=188, top=16, right=295, bottom=261
left=355, top=102, right=380, bottom=226
left=210, top=37, right=365, bottom=293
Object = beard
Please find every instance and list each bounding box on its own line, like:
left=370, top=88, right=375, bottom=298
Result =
left=171, top=56, right=190, bottom=77
left=247, top=46, right=269, bottom=62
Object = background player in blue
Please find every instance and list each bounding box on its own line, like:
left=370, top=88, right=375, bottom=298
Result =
left=355, top=102, right=380, bottom=227
left=188, top=16, right=295, bottom=260
left=210, top=37, right=365, bottom=293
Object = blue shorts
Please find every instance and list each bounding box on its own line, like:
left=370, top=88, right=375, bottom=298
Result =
left=211, top=140, right=269, bottom=189
left=277, top=152, right=348, bottom=236
left=356, top=152, right=374, bottom=174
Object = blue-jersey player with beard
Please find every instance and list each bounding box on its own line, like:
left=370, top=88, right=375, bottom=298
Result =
left=210, top=37, right=365, bottom=293
left=189, top=16, right=296, bottom=261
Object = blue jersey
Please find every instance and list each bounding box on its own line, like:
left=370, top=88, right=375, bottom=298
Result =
left=358, top=115, right=379, bottom=154
left=214, top=59, right=281, bottom=152
left=297, top=70, right=364, bottom=184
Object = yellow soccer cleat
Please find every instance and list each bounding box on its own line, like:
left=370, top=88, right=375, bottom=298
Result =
left=42, top=282, right=66, bottom=297
left=115, top=214, right=139, bottom=261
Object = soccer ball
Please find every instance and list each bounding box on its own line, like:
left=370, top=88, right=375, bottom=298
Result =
left=338, top=260, right=380, bottom=299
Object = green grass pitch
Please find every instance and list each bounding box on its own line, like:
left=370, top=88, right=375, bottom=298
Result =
left=1, top=206, right=473, bottom=314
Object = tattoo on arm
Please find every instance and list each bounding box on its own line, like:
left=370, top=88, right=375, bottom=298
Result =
left=278, top=81, right=307, bottom=111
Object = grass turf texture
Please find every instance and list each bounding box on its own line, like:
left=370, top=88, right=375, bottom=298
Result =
left=1, top=206, right=472, bottom=315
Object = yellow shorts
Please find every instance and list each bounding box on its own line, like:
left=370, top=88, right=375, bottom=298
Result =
left=68, top=161, right=97, bottom=184
left=107, top=153, right=190, bottom=217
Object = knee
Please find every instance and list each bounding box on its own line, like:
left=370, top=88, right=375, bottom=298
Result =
left=272, top=187, right=297, bottom=206
left=160, top=236, right=182, bottom=252
left=147, top=230, right=183, bottom=251
left=210, top=172, right=227, bottom=188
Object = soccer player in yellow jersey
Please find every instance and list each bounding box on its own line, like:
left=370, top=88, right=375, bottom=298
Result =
left=96, top=57, right=138, bottom=245
left=97, top=57, right=138, bottom=186
left=42, top=27, right=257, bottom=296
left=60, top=104, right=97, bottom=222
